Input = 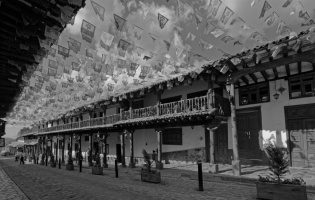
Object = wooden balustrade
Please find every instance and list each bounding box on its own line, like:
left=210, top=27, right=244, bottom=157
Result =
left=37, top=93, right=230, bottom=133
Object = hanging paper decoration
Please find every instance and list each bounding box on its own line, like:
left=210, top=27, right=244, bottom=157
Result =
left=208, top=0, right=222, bottom=18
left=113, top=14, right=126, bottom=31
left=233, top=41, right=242, bottom=46
left=158, top=13, right=169, bottom=29
left=221, top=36, right=234, bottom=43
left=117, top=59, right=127, bottom=68
left=164, top=40, right=171, bottom=51
left=175, top=46, right=184, bottom=57
left=259, top=1, right=271, bottom=19
left=81, top=19, right=96, bottom=43
left=36, top=65, right=43, bottom=72
left=45, top=26, right=60, bottom=40
left=133, top=25, right=143, bottom=40
left=204, top=21, right=215, bottom=35
left=143, top=55, right=152, bottom=61
left=290, top=1, right=303, bottom=15
left=72, top=62, right=81, bottom=71
left=177, top=0, right=189, bottom=17
left=139, top=66, right=151, bottom=79
left=282, top=0, right=292, bottom=7
left=107, top=83, right=114, bottom=91
left=185, top=32, right=196, bottom=41
left=68, top=37, right=81, bottom=54
left=58, top=45, right=70, bottom=59
left=91, top=0, right=105, bottom=21
left=48, top=48, right=56, bottom=57
left=139, top=1, right=150, bottom=19
left=105, top=64, right=114, bottom=76
left=265, top=12, right=279, bottom=27
left=250, top=32, right=261, bottom=40
left=299, top=11, right=310, bottom=21
left=101, top=54, right=107, bottom=64
left=136, top=46, right=144, bottom=56
left=230, top=17, right=245, bottom=26
left=86, top=48, right=96, bottom=59
left=100, top=31, right=114, bottom=51
left=48, top=68, right=57, bottom=77
left=199, top=39, right=208, bottom=51
left=149, top=33, right=158, bottom=42
left=128, top=63, right=139, bottom=77
left=302, top=19, right=315, bottom=27
left=48, top=60, right=58, bottom=69
left=251, top=0, right=261, bottom=7
left=211, top=29, right=224, bottom=38
left=93, top=62, right=103, bottom=73
left=276, top=21, right=285, bottom=33
left=174, top=25, right=184, bottom=34
left=220, top=7, right=234, bottom=25
left=64, top=66, right=71, bottom=74
left=194, top=12, right=202, bottom=29
left=117, top=39, right=130, bottom=57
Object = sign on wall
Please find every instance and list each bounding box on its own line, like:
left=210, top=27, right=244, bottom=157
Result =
left=0, top=138, right=5, bottom=147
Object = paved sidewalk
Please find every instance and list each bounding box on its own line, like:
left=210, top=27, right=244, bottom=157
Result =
left=0, top=157, right=29, bottom=200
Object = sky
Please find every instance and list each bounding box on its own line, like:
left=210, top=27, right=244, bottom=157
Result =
left=3, top=0, right=315, bottom=136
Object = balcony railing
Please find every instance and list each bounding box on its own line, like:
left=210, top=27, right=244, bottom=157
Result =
left=37, top=93, right=230, bottom=134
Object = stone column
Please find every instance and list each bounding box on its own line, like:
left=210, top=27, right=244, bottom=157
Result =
left=120, top=132, right=126, bottom=167
left=227, top=83, right=241, bottom=176
left=88, top=133, right=93, bottom=166
left=156, top=129, right=163, bottom=170
left=129, top=129, right=135, bottom=168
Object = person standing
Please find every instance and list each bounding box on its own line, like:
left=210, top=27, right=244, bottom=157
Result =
left=152, top=150, right=157, bottom=163
left=20, top=151, right=25, bottom=165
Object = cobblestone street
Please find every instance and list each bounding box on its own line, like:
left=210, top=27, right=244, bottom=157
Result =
left=0, top=157, right=260, bottom=200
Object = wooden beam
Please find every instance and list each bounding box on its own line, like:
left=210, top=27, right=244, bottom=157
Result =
left=218, top=49, right=315, bottom=83
left=248, top=73, right=258, bottom=83
left=298, top=61, right=302, bottom=74
left=260, top=71, right=269, bottom=81
left=241, top=77, right=249, bottom=85
left=273, top=68, right=278, bottom=79
left=285, top=64, right=290, bottom=76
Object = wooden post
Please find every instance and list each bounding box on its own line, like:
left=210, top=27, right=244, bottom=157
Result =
left=79, top=134, right=82, bottom=172
left=227, top=83, right=241, bottom=176
left=129, top=130, right=135, bottom=168
left=62, top=136, right=65, bottom=163
left=103, top=132, right=108, bottom=168
left=208, top=80, right=216, bottom=166
left=56, top=137, right=59, bottom=162
left=120, top=132, right=126, bottom=167
left=156, top=129, right=163, bottom=169
left=88, top=133, right=93, bottom=167
left=36, top=138, right=39, bottom=163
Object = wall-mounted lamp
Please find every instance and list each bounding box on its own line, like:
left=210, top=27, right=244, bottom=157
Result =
left=273, top=93, right=280, bottom=100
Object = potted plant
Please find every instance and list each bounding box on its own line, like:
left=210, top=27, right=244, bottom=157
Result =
left=66, top=153, right=74, bottom=171
left=141, top=149, right=161, bottom=183
left=256, top=144, right=307, bottom=200
left=92, top=153, right=103, bottom=175
left=50, top=154, right=56, bottom=168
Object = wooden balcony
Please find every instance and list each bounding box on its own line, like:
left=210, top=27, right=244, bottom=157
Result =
left=37, top=94, right=230, bottom=134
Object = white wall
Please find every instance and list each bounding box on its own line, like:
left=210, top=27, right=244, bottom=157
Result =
left=228, top=79, right=315, bottom=150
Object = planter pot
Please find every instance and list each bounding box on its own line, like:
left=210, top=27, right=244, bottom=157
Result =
left=92, top=166, right=103, bottom=175
left=256, top=182, right=307, bottom=200
left=66, top=164, right=74, bottom=171
left=51, top=162, right=56, bottom=168
left=141, top=169, right=161, bottom=183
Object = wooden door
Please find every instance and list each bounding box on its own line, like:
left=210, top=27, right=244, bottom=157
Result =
left=214, top=124, right=228, bottom=163
left=288, top=120, right=305, bottom=167
left=304, top=119, right=315, bottom=167
left=236, top=113, right=251, bottom=159
left=247, top=112, right=262, bottom=159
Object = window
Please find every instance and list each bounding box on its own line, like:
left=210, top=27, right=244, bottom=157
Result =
left=100, top=112, right=103, bottom=117
left=239, top=82, right=270, bottom=106
left=163, top=128, right=182, bottom=145
left=160, top=95, right=182, bottom=104
left=289, top=73, right=315, bottom=99
left=132, top=99, right=144, bottom=109
left=85, top=136, right=89, bottom=141
left=94, top=113, right=97, bottom=118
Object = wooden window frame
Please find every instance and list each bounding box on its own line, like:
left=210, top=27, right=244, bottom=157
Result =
left=162, top=128, right=182, bottom=145
left=238, top=82, right=270, bottom=106
left=289, top=73, right=315, bottom=99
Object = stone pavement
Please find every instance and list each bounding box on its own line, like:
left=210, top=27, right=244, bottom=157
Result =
left=0, top=157, right=28, bottom=200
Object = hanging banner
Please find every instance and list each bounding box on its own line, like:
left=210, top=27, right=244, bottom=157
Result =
left=48, top=59, right=58, bottom=69
left=101, top=54, right=107, bottom=64
left=175, top=25, right=184, bottom=34
left=199, top=39, right=207, bottom=51
left=48, top=68, right=57, bottom=77
left=136, top=46, right=144, bottom=56
left=105, top=64, right=114, bottom=76
left=208, top=0, right=222, bottom=18
left=48, top=48, right=56, bottom=57
left=100, top=31, right=114, bottom=51
left=139, top=66, right=151, bottom=79
left=211, top=28, right=224, bottom=38
left=45, top=26, right=60, bottom=40
left=68, top=37, right=81, bottom=54
left=117, top=39, right=130, bottom=57
left=158, top=13, right=169, bottom=29
left=282, top=0, right=292, bottom=7
left=177, top=0, right=189, bottom=17
left=113, top=14, right=126, bottom=31
left=185, top=32, right=196, bottom=41
left=175, top=46, right=184, bottom=57
left=58, top=45, right=70, bottom=59
left=149, top=33, right=158, bottom=42
left=128, top=63, right=139, bottom=77
left=299, top=11, right=310, bottom=21
left=36, top=65, right=43, bottom=72
left=290, top=1, right=303, bottom=15
left=91, top=0, right=105, bottom=21
left=259, top=1, right=271, bottom=19
left=86, top=48, right=96, bottom=59
left=139, top=1, right=150, bottom=19
left=81, top=19, right=96, bottom=43
left=221, top=35, right=234, bottom=43
left=250, top=32, right=262, bottom=40
left=251, top=0, right=261, bottom=7
left=194, top=12, right=202, bottom=29
left=276, top=21, right=286, bottom=33
left=68, top=16, right=75, bottom=25
left=107, top=83, right=114, bottom=91
left=133, top=25, right=143, bottom=40
left=117, top=59, right=127, bottom=68
left=72, top=62, right=81, bottom=71
left=265, top=12, right=279, bottom=27
left=204, top=21, right=215, bottom=35
left=230, top=17, right=245, bottom=26
left=233, top=41, right=242, bottom=46
left=220, top=7, right=234, bottom=25
left=302, top=19, right=315, bottom=27
left=93, top=62, right=103, bottom=73
left=164, top=40, right=171, bottom=51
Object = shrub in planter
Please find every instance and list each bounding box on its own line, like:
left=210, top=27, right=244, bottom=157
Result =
left=256, top=144, right=307, bottom=200
left=66, top=154, right=74, bottom=171
left=92, top=153, right=103, bottom=175
left=141, top=149, right=161, bottom=183
left=50, top=155, right=56, bottom=168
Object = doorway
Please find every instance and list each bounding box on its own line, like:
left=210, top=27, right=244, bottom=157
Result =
left=236, top=107, right=262, bottom=160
